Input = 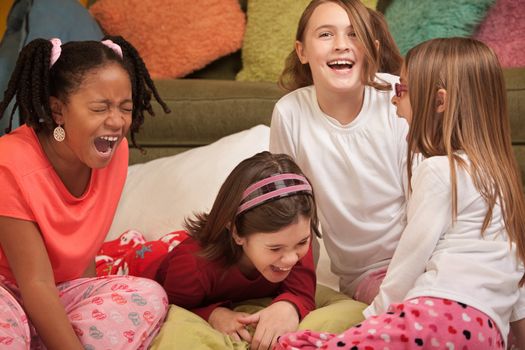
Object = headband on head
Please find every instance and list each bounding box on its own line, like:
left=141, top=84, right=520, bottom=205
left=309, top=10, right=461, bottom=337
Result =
left=101, top=39, right=123, bottom=59
left=48, top=38, right=123, bottom=69
left=236, top=173, right=313, bottom=215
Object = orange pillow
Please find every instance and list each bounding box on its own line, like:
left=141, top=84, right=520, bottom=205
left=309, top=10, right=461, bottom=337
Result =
left=90, top=0, right=245, bottom=79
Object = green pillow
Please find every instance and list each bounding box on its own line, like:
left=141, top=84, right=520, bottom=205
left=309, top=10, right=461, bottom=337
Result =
left=149, top=284, right=366, bottom=349
left=236, top=0, right=310, bottom=82
left=385, top=0, right=495, bottom=55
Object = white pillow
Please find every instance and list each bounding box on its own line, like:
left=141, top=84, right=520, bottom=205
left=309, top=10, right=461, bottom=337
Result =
left=107, top=125, right=270, bottom=241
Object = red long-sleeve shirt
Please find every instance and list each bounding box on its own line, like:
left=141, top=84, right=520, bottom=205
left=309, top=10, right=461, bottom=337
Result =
left=154, top=236, right=316, bottom=321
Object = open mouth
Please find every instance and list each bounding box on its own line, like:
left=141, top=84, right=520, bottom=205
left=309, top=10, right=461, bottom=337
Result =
left=94, top=135, right=118, bottom=155
left=271, top=265, right=292, bottom=273
left=327, top=59, right=354, bottom=70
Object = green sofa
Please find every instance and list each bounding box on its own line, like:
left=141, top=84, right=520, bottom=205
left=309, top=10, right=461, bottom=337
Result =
left=133, top=65, right=525, bottom=185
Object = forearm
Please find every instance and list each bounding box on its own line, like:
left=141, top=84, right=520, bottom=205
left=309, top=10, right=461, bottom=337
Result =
left=21, top=281, right=83, bottom=350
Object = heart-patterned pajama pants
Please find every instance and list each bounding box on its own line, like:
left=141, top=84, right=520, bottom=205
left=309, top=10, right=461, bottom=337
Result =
left=0, top=275, right=168, bottom=349
left=275, top=297, right=504, bottom=350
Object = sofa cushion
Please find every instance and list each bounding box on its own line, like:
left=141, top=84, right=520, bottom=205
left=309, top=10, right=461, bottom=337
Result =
left=90, top=0, right=246, bottom=79
left=108, top=125, right=270, bottom=241
left=236, top=0, right=310, bottom=82
left=129, top=79, right=284, bottom=164
left=385, top=0, right=495, bottom=54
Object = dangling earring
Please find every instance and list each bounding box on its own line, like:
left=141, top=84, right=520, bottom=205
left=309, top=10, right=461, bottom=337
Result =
left=53, top=124, right=65, bottom=142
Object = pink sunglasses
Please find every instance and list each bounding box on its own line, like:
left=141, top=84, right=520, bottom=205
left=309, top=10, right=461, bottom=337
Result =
left=394, top=83, right=408, bottom=97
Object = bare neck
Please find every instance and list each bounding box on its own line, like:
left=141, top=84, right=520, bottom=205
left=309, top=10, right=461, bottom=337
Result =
left=37, top=133, right=91, bottom=198
left=316, top=86, right=365, bottom=125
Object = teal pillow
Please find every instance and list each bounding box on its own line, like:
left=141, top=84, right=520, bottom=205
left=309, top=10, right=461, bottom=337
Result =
left=385, top=0, right=495, bottom=55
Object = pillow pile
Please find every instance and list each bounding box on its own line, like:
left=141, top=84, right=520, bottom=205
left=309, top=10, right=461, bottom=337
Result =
left=90, top=0, right=246, bottom=79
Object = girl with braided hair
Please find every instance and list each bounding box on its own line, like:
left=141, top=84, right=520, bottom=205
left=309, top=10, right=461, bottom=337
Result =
left=0, top=36, right=170, bottom=349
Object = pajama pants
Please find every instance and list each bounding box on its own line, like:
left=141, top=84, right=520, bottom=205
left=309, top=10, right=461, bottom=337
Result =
left=0, top=275, right=168, bottom=349
left=276, top=297, right=504, bottom=350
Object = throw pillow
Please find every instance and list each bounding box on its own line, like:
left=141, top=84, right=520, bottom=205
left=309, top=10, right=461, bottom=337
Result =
left=384, top=0, right=495, bottom=55
left=474, top=0, right=525, bottom=68
left=236, top=0, right=310, bottom=82
left=89, top=0, right=246, bottom=79
left=106, top=125, right=270, bottom=242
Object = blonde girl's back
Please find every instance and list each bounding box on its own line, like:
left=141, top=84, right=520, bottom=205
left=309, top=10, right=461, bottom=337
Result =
left=404, top=37, right=525, bottom=280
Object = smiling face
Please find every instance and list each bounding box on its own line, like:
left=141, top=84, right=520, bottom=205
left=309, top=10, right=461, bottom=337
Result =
left=295, top=1, right=365, bottom=95
left=391, top=66, right=412, bottom=124
left=234, top=215, right=312, bottom=283
left=50, top=63, right=132, bottom=169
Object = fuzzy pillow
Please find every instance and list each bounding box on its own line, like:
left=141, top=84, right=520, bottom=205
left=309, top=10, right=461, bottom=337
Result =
left=474, top=0, right=525, bottom=68
left=236, top=0, right=310, bottom=82
left=385, top=0, right=495, bottom=55
left=90, top=0, right=246, bottom=79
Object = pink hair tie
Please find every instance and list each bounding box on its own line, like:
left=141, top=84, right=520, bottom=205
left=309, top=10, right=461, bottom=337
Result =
left=236, top=173, right=313, bottom=215
left=49, top=38, right=62, bottom=68
left=101, top=39, right=123, bottom=59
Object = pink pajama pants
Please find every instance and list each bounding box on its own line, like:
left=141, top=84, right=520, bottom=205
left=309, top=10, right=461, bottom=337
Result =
left=0, top=275, right=168, bottom=349
left=276, top=297, right=504, bottom=350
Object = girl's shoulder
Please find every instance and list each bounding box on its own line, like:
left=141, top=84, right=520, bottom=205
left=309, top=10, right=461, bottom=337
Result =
left=375, top=72, right=399, bottom=85
left=277, top=85, right=316, bottom=106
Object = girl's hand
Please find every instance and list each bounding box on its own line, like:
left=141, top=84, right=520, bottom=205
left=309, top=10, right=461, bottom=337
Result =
left=208, top=307, right=253, bottom=343
left=238, top=301, right=299, bottom=350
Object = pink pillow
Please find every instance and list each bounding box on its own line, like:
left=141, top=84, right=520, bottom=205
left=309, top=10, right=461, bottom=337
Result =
left=90, top=0, right=246, bottom=78
left=474, top=0, right=525, bottom=68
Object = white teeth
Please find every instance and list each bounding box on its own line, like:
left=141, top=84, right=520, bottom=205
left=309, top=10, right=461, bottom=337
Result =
left=100, top=136, right=118, bottom=141
left=328, top=59, right=353, bottom=65
left=274, top=266, right=291, bottom=272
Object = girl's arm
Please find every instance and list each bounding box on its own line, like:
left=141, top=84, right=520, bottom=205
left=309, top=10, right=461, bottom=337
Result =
left=365, top=160, right=452, bottom=316
left=0, top=216, right=83, bottom=350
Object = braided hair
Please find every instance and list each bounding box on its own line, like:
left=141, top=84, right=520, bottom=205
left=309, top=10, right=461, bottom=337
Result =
left=0, top=35, right=170, bottom=148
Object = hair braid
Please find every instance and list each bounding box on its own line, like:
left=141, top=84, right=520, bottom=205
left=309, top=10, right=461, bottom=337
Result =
left=0, top=39, right=52, bottom=133
left=106, top=36, right=171, bottom=149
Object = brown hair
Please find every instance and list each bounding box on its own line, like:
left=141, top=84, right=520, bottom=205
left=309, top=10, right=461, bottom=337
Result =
left=185, top=151, right=320, bottom=266
left=404, top=37, right=525, bottom=285
left=279, top=0, right=401, bottom=91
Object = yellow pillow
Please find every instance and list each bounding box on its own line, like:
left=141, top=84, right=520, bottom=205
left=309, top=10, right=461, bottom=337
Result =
left=236, top=0, right=310, bottom=82
left=150, top=284, right=366, bottom=349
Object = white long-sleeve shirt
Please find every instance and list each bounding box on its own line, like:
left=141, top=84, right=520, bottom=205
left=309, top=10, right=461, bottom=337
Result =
left=365, top=155, right=524, bottom=340
left=270, top=74, right=409, bottom=296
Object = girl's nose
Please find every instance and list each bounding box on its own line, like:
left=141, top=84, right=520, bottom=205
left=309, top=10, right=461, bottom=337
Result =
left=281, top=251, right=300, bottom=266
left=105, top=108, right=127, bottom=129
left=391, top=94, right=398, bottom=106
left=334, top=35, right=350, bottom=52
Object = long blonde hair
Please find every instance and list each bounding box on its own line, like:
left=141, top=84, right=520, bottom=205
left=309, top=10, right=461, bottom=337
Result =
left=405, top=37, right=525, bottom=285
left=279, top=0, right=400, bottom=91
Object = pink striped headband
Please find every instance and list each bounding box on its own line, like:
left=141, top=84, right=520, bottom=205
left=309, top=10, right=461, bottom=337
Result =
left=236, top=173, right=313, bottom=215
left=49, top=38, right=123, bottom=68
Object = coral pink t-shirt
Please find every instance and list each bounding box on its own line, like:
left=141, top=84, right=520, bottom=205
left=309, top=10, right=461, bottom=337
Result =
left=0, top=125, right=128, bottom=284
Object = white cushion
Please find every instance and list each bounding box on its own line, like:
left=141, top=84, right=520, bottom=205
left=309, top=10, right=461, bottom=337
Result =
left=107, top=125, right=270, bottom=241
